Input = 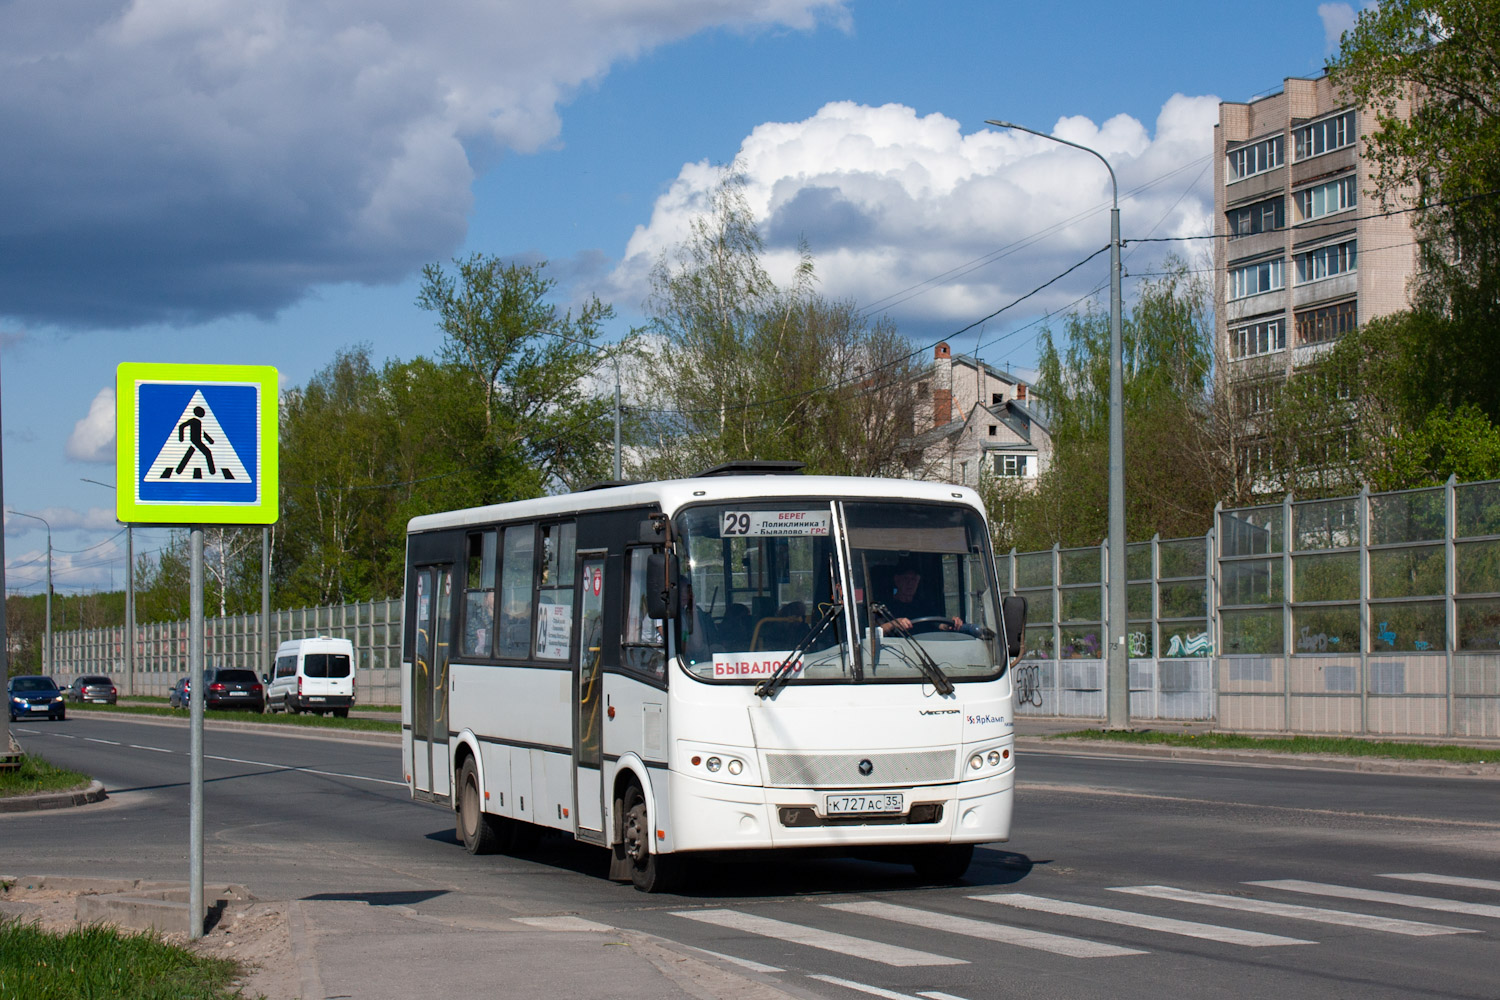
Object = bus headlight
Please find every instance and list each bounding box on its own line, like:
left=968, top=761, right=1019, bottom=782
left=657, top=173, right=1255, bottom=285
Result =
left=987, top=750, right=1002, bottom=767
left=969, top=753, right=984, bottom=771
left=727, top=759, right=743, bottom=775
left=706, top=756, right=722, bottom=772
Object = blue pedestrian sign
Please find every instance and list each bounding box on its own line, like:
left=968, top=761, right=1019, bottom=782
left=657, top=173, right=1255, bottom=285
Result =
left=116, top=363, right=279, bottom=524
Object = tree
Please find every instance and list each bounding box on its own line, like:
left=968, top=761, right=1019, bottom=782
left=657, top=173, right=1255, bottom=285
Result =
left=1330, top=0, right=1500, bottom=324
left=640, top=167, right=921, bottom=478
left=992, top=259, right=1229, bottom=551
left=417, top=254, right=618, bottom=491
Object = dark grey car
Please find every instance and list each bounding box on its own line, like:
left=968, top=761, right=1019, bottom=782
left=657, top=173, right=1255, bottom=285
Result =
left=67, top=674, right=118, bottom=704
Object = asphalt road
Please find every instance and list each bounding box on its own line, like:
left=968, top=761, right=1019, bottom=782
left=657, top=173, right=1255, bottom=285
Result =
left=8, top=714, right=1500, bottom=1000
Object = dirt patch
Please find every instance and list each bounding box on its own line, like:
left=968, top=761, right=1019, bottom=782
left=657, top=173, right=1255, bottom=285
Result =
left=0, top=880, right=300, bottom=1000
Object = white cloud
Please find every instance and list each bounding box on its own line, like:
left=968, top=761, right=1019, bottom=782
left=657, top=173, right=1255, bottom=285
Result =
left=611, top=95, right=1219, bottom=330
left=67, top=387, right=116, bottom=463
left=1319, top=3, right=1358, bottom=54
left=5, top=506, right=121, bottom=536
left=0, top=0, right=848, bottom=329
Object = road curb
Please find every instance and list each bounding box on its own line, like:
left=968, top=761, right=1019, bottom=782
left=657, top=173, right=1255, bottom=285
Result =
left=1019, top=737, right=1500, bottom=779
left=57, top=710, right=400, bottom=746
left=0, top=779, right=108, bottom=813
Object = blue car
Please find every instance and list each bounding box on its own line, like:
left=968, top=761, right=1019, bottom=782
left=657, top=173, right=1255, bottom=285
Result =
left=8, top=675, right=66, bottom=722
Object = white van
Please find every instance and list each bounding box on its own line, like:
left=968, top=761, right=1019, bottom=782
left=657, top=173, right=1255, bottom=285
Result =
left=266, top=637, right=355, bottom=717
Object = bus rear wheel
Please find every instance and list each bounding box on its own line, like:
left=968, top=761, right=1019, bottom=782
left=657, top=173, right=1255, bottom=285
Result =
left=911, top=844, right=973, bottom=882
left=457, top=757, right=503, bottom=855
left=621, top=783, right=681, bottom=893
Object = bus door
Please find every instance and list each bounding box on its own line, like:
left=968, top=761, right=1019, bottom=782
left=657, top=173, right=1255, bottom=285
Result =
left=412, top=564, right=454, bottom=800
left=573, top=551, right=607, bottom=840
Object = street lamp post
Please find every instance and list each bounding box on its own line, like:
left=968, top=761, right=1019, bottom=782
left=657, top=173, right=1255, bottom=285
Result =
left=10, top=510, right=53, bottom=674
left=986, top=119, right=1129, bottom=729
left=82, top=478, right=136, bottom=695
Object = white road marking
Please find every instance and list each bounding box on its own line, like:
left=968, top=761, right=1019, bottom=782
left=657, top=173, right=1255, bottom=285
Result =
left=513, top=915, right=614, bottom=932
left=204, top=753, right=406, bottom=787
left=918, top=993, right=974, bottom=1000
left=807, top=975, right=940, bottom=1000
left=691, top=947, right=783, bottom=973
left=825, top=900, right=1144, bottom=958
left=672, top=909, right=965, bottom=967
left=1111, top=885, right=1475, bottom=937
left=128, top=744, right=173, bottom=753
left=1380, top=873, right=1500, bottom=893
left=1249, top=880, right=1500, bottom=919
left=972, top=893, right=1314, bottom=947
left=84, top=738, right=121, bottom=745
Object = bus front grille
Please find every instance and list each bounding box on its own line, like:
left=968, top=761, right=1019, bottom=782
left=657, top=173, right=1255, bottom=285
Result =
left=763, top=750, right=955, bottom=787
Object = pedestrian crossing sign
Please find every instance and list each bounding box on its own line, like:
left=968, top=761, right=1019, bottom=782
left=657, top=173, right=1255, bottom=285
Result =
left=115, top=362, right=279, bottom=524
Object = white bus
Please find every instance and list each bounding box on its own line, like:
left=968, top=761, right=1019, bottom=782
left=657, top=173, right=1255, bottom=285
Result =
left=401, top=465, right=1025, bottom=891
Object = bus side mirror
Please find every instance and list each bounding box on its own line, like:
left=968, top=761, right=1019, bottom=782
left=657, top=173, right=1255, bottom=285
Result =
left=646, top=552, right=680, bottom=620
left=1001, top=595, right=1027, bottom=659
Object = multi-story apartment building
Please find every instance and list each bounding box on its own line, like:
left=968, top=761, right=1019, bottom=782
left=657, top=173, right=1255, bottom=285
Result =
left=1215, top=75, right=1416, bottom=468
left=902, top=341, right=1051, bottom=488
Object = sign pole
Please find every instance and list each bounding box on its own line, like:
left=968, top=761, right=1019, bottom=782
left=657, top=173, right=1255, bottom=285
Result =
left=189, top=524, right=205, bottom=938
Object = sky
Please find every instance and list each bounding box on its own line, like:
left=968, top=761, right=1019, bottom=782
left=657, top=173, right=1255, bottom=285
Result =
left=0, top=0, right=1364, bottom=597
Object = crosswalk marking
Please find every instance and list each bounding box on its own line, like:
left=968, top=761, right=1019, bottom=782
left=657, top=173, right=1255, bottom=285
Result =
left=808, top=975, right=948, bottom=1000
left=971, top=893, right=1315, bottom=947
left=1110, top=885, right=1476, bottom=937
left=690, top=947, right=782, bottom=973
left=825, top=900, right=1145, bottom=958
left=512, top=915, right=613, bottom=932
left=671, top=909, right=965, bottom=967
left=1380, top=873, right=1500, bottom=893
left=1248, top=880, right=1500, bottom=919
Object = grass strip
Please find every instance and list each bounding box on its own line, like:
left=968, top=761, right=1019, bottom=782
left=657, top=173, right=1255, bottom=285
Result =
left=0, top=754, right=91, bottom=798
left=0, top=916, right=246, bottom=1000
left=70, top=702, right=398, bottom=734
left=1047, top=729, right=1497, bottom=763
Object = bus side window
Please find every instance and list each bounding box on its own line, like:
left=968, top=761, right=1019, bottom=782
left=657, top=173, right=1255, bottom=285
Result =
left=462, top=530, right=496, bottom=657
left=622, top=547, right=665, bottom=682
left=498, top=524, right=535, bottom=659
left=535, top=522, right=576, bottom=660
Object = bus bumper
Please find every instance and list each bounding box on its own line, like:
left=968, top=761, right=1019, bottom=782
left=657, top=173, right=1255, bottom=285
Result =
left=666, top=766, right=1013, bottom=852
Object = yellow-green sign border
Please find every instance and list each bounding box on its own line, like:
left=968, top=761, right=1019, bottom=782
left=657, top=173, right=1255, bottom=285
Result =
left=115, top=362, right=279, bottom=525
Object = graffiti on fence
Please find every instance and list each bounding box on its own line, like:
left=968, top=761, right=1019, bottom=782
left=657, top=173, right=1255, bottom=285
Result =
left=1014, top=664, right=1043, bottom=708
left=1128, top=631, right=1149, bottom=657
left=1377, top=621, right=1397, bottom=647
left=1166, top=632, right=1212, bottom=657
left=1297, top=627, right=1344, bottom=653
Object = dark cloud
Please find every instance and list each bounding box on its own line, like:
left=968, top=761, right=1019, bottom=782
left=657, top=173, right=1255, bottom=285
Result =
left=764, top=185, right=878, bottom=248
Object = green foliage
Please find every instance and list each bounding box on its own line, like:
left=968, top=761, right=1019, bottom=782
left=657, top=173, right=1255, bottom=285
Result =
left=3, top=592, right=127, bottom=671
left=986, top=259, right=1228, bottom=550
left=0, top=917, right=243, bottom=999
left=639, top=167, right=921, bottom=478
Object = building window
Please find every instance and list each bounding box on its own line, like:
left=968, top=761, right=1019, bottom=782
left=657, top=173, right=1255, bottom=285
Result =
left=1229, top=258, right=1284, bottom=299
left=1295, top=300, right=1357, bottom=345
left=1238, top=438, right=1272, bottom=475
left=1294, top=110, right=1356, bottom=160
left=1295, top=239, right=1357, bottom=283
left=991, top=392, right=1003, bottom=405
left=1229, top=317, right=1286, bottom=359
left=1295, top=176, right=1356, bottom=221
left=1227, top=198, right=1283, bottom=239
left=988, top=425, right=997, bottom=436
left=1235, top=378, right=1282, bottom=418
left=996, top=454, right=1030, bottom=477
left=1227, top=135, right=1284, bottom=181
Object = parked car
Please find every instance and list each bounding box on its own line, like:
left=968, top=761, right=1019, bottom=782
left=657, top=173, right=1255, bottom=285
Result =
left=66, top=674, right=118, bottom=704
left=8, top=675, right=66, bottom=722
left=168, top=669, right=265, bottom=712
left=266, top=637, right=355, bottom=717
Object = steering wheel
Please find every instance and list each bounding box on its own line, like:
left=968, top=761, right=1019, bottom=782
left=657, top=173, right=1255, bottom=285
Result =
left=897, top=615, right=955, bottom=635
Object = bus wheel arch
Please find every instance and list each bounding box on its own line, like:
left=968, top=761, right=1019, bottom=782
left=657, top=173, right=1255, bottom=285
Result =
left=614, top=769, right=680, bottom=893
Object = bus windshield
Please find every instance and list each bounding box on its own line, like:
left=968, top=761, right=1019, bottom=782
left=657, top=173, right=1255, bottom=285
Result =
left=674, top=500, right=1003, bottom=685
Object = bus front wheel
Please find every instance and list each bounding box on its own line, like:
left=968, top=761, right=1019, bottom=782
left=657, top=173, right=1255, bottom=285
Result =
left=621, top=783, right=680, bottom=893
left=457, top=757, right=504, bottom=855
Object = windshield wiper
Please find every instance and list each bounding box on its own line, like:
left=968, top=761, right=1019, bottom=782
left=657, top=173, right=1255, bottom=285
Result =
left=754, top=600, right=843, bottom=699
left=871, top=604, right=956, bottom=696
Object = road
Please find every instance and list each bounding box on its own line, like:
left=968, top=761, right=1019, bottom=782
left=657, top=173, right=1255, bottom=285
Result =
left=8, top=714, right=1500, bottom=1000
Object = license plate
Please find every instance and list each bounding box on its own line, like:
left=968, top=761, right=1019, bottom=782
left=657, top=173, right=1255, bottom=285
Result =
left=229, top=691, right=247, bottom=696
left=309, top=696, right=326, bottom=702
left=824, top=792, right=904, bottom=816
